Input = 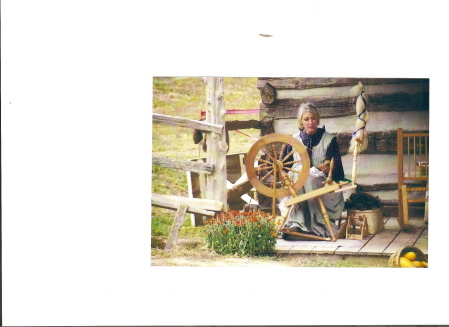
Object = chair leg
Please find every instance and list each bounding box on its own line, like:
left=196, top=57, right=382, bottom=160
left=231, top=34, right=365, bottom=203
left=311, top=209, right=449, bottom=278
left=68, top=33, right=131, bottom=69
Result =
left=401, top=185, right=410, bottom=230
left=424, top=186, right=429, bottom=224
left=398, top=188, right=405, bottom=229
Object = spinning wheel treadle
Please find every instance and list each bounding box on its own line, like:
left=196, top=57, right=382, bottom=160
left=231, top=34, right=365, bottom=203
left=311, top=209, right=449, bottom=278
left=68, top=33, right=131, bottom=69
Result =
left=245, top=133, right=310, bottom=198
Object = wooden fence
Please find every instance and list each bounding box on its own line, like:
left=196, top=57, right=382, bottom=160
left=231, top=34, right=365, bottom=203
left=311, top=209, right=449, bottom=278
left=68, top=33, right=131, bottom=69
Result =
left=151, top=77, right=228, bottom=250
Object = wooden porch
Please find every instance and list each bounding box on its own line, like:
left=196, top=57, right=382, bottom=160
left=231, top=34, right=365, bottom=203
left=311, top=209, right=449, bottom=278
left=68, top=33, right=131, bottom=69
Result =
left=275, top=216, right=428, bottom=259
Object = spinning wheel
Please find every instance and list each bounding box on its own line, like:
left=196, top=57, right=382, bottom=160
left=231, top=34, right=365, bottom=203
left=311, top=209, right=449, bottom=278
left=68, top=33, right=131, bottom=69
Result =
left=245, top=133, right=350, bottom=242
left=245, top=133, right=310, bottom=199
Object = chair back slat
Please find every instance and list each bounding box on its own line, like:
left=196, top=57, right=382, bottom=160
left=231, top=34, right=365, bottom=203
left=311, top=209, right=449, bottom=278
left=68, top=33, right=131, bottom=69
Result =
left=398, top=129, right=429, bottom=181
left=397, top=128, right=429, bottom=229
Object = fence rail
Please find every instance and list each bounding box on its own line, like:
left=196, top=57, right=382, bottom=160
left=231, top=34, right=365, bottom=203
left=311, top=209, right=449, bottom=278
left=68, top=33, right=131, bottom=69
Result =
left=152, top=155, right=214, bottom=174
left=151, top=193, right=223, bottom=216
left=152, top=113, right=223, bottom=133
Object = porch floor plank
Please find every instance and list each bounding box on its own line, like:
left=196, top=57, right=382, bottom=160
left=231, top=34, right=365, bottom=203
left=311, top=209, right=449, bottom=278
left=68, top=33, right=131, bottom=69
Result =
left=308, top=245, right=340, bottom=254
left=275, top=239, right=316, bottom=254
left=357, top=218, right=399, bottom=255
left=335, top=235, right=374, bottom=255
left=383, top=218, right=426, bottom=255
left=276, top=239, right=349, bottom=254
left=275, top=217, right=428, bottom=258
left=413, top=224, right=428, bottom=255
left=335, top=217, right=389, bottom=255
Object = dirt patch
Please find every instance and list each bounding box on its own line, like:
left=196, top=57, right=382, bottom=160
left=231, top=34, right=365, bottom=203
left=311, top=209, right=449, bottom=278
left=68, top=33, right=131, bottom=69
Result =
left=151, top=236, right=290, bottom=267
left=150, top=237, right=389, bottom=267
left=151, top=252, right=291, bottom=267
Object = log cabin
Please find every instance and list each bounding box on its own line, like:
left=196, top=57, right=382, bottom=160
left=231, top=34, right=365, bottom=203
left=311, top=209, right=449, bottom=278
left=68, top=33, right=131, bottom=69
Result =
left=256, top=77, right=429, bottom=218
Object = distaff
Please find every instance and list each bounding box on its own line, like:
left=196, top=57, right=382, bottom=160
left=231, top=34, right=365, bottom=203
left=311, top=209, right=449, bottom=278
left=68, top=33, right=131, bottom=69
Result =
left=348, top=82, right=370, bottom=185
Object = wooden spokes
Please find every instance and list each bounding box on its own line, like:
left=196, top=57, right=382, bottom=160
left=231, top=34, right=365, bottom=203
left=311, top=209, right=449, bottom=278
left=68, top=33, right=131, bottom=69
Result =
left=245, top=133, right=310, bottom=198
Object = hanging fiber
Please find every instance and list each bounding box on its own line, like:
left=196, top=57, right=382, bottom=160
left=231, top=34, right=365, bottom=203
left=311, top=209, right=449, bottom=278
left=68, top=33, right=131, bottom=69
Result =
left=348, top=82, right=370, bottom=154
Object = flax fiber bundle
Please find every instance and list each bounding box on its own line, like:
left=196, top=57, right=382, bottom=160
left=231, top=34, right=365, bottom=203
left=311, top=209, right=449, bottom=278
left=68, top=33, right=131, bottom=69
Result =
left=348, top=82, right=370, bottom=154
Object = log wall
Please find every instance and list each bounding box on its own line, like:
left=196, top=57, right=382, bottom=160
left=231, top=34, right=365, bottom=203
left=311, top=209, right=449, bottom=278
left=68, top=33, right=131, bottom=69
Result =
left=257, top=77, right=429, bottom=216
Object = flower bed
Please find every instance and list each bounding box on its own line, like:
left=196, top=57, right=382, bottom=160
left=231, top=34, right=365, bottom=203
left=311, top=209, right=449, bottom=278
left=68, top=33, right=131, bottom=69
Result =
left=205, top=210, right=277, bottom=256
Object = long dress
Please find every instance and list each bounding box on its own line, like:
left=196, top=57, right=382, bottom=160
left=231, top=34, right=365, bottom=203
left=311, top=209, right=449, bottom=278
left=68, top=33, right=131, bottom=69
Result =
left=278, top=127, right=345, bottom=238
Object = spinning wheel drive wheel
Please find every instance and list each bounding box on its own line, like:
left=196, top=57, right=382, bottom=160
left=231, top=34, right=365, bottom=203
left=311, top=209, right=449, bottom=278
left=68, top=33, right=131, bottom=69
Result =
left=245, top=133, right=310, bottom=199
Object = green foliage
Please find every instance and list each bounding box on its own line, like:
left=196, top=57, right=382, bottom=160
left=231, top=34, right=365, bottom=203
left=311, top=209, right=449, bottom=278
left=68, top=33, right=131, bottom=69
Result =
left=151, top=207, right=175, bottom=236
left=179, top=226, right=206, bottom=239
left=205, top=210, right=277, bottom=256
left=152, top=166, right=188, bottom=196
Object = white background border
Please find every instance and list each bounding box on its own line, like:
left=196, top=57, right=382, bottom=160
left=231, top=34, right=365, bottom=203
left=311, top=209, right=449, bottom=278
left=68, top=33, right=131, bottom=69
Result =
left=2, top=1, right=447, bottom=325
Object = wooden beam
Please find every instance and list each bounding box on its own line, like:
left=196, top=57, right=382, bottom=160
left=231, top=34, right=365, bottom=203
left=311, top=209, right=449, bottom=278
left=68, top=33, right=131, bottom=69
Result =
left=152, top=193, right=223, bottom=211
left=407, top=198, right=429, bottom=203
left=204, top=77, right=228, bottom=211
left=151, top=193, right=222, bottom=215
left=284, top=183, right=341, bottom=207
left=226, top=120, right=260, bottom=131
left=259, top=91, right=429, bottom=119
left=227, top=179, right=254, bottom=202
left=261, top=82, right=276, bottom=104
left=152, top=155, right=214, bottom=174
left=152, top=203, right=214, bottom=217
left=165, top=204, right=189, bottom=251
left=257, top=77, right=428, bottom=90
left=248, top=129, right=428, bottom=155
left=152, top=113, right=223, bottom=134
left=337, top=130, right=428, bottom=155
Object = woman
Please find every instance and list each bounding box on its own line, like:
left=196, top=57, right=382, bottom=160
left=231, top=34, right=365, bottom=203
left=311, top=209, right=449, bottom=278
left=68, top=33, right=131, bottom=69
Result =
left=278, top=103, right=345, bottom=238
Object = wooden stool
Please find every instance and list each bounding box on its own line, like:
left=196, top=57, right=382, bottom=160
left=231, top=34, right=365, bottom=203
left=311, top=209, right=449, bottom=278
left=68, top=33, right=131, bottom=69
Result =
left=346, top=214, right=368, bottom=240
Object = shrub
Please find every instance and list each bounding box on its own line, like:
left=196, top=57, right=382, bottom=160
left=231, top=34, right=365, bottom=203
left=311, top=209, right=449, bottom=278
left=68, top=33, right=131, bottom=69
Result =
left=205, top=210, right=277, bottom=256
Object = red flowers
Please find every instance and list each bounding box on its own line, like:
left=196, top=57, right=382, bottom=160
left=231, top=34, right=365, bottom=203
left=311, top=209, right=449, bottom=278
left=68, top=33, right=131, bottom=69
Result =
left=206, top=210, right=272, bottom=226
left=205, top=209, right=277, bottom=256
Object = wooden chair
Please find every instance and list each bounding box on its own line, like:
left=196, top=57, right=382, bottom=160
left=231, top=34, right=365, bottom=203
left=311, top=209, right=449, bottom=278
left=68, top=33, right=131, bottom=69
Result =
left=397, top=128, right=429, bottom=230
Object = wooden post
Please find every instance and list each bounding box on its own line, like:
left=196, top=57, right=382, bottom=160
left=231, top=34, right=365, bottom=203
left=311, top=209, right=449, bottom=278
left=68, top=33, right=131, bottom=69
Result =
left=165, top=205, right=189, bottom=251
left=317, top=196, right=336, bottom=242
left=193, top=159, right=207, bottom=226
left=239, top=154, right=245, bottom=176
left=203, top=77, right=227, bottom=212
left=397, top=128, right=404, bottom=229
left=401, top=185, right=410, bottom=229
left=351, top=146, right=359, bottom=185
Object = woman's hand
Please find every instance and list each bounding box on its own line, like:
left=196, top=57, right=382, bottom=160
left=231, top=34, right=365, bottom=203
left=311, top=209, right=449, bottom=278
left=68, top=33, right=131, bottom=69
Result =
left=317, top=163, right=330, bottom=174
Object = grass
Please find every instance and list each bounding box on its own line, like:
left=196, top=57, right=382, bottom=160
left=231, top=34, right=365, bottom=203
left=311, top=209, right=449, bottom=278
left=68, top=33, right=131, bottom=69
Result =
left=152, top=77, right=260, bottom=159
